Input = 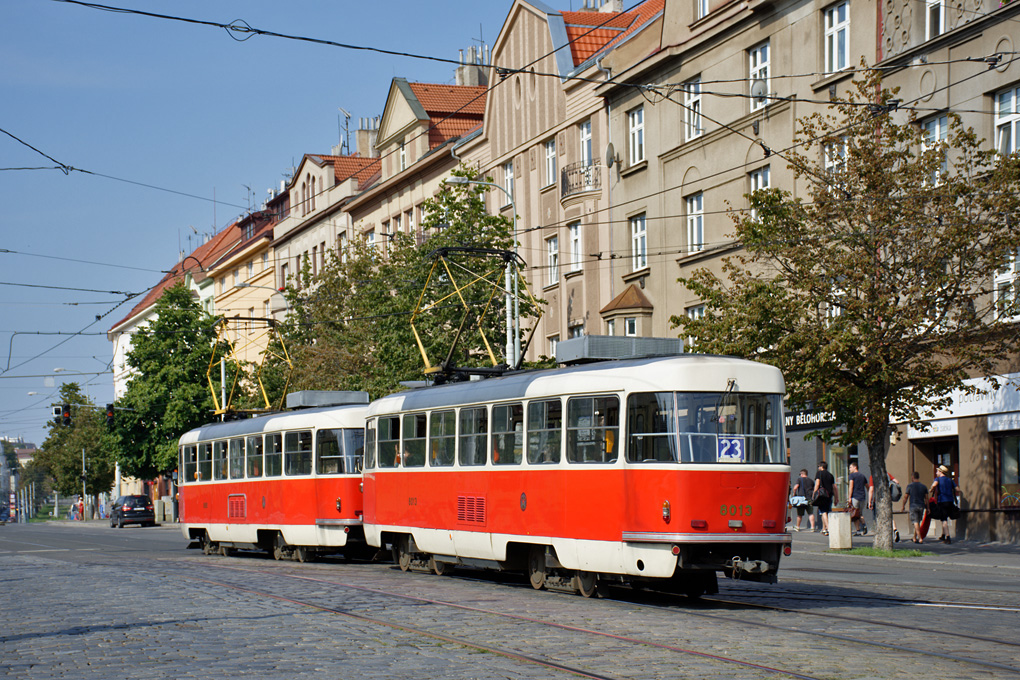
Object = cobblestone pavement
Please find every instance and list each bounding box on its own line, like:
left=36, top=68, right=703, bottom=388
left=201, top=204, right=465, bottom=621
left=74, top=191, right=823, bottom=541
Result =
left=1, top=522, right=1018, bottom=680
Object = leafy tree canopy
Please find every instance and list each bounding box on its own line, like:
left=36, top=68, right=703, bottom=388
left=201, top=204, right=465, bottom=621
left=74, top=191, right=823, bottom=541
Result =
left=114, top=282, right=227, bottom=478
left=674, top=69, right=1020, bottom=549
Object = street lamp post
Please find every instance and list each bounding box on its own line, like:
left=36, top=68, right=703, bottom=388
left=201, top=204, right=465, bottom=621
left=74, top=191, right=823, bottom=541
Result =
left=446, top=176, right=520, bottom=368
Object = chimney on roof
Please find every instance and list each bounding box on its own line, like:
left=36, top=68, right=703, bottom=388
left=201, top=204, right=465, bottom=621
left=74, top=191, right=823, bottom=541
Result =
left=356, top=117, right=380, bottom=158
left=456, top=44, right=489, bottom=87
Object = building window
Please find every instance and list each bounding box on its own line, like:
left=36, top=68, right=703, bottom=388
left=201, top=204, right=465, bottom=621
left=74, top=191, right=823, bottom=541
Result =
left=824, top=138, right=848, bottom=177
left=280, top=263, right=289, bottom=285
left=568, top=323, right=584, bottom=338
left=568, top=222, right=582, bottom=273
left=247, top=261, right=254, bottom=280
left=824, top=1, right=849, bottom=73
left=309, top=175, right=316, bottom=211
left=243, top=223, right=254, bottom=241
left=338, top=232, right=348, bottom=263
left=684, top=78, right=702, bottom=141
left=926, top=0, right=944, bottom=40
left=686, top=305, right=705, bottom=350
left=544, top=138, right=557, bottom=187
left=996, top=85, right=1020, bottom=155
left=392, top=214, right=401, bottom=236
left=606, top=319, right=616, bottom=336
left=263, top=299, right=270, bottom=317
left=399, top=140, right=407, bottom=172
left=406, top=209, right=414, bottom=237
left=695, top=0, right=709, bottom=20
left=630, top=213, right=647, bottom=270
left=579, top=120, right=593, bottom=166
left=749, top=41, right=770, bottom=111
left=686, top=193, right=704, bottom=253
left=749, top=165, right=770, bottom=221
left=624, top=317, right=637, bottom=336
left=311, top=246, right=318, bottom=276
left=503, top=161, right=515, bottom=206
left=995, top=252, right=1020, bottom=321
left=366, top=230, right=376, bottom=252
left=546, top=235, right=559, bottom=285
left=549, top=335, right=559, bottom=357
left=220, top=276, right=227, bottom=294
left=923, top=114, right=949, bottom=183
left=261, top=253, right=269, bottom=271
left=627, top=106, right=644, bottom=165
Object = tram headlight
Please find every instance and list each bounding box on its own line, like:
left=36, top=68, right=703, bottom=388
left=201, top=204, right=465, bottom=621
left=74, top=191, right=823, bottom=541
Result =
left=662, top=500, right=671, bottom=524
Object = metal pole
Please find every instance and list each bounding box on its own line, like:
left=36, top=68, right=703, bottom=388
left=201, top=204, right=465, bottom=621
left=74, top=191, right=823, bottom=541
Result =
left=82, top=447, right=87, bottom=521
left=220, top=357, right=226, bottom=416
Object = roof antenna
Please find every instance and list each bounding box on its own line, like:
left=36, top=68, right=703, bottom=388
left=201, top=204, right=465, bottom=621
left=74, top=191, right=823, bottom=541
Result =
left=338, top=107, right=351, bottom=155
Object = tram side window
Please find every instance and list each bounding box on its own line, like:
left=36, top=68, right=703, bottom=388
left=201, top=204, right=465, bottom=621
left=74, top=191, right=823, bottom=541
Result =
left=198, top=443, right=212, bottom=481
left=377, top=417, right=399, bottom=469
left=265, top=433, right=283, bottom=476
left=229, top=438, right=245, bottom=479
left=627, top=392, right=679, bottom=463
left=430, top=410, right=456, bottom=466
left=492, top=403, right=523, bottom=465
left=344, top=428, right=365, bottom=474
left=365, top=422, right=377, bottom=469
left=246, top=435, right=263, bottom=477
left=213, top=440, right=228, bottom=480
left=677, top=393, right=724, bottom=463
left=567, top=396, right=620, bottom=463
left=401, top=413, right=427, bottom=467
left=285, top=430, right=313, bottom=475
left=317, top=429, right=345, bottom=474
left=527, top=399, right=562, bottom=464
left=459, top=407, right=488, bottom=466
left=183, top=445, right=197, bottom=482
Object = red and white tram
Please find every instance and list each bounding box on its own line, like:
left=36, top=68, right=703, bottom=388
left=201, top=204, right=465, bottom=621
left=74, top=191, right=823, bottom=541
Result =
left=178, top=392, right=368, bottom=561
left=362, top=355, right=791, bottom=597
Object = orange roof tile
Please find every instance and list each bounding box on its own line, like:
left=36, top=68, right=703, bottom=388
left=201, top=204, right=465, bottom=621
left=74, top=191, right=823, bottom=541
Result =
left=561, top=0, right=665, bottom=66
left=319, top=155, right=381, bottom=186
left=407, top=83, right=487, bottom=115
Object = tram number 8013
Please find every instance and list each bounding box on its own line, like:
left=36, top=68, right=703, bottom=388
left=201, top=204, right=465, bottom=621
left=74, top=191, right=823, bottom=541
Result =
left=720, top=504, right=752, bottom=516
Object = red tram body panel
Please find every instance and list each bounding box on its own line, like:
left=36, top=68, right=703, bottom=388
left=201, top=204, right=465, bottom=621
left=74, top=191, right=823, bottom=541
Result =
left=362, top=355, right=791, bottom=590
left=178, top=398, right=368, bottom=557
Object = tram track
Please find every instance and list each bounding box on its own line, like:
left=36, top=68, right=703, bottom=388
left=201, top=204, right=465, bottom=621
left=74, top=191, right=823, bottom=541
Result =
left=154, top=552, right=1020, bottom=678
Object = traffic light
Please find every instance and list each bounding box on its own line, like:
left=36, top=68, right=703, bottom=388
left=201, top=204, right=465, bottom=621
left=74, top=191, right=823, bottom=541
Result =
left=106, top=403, right=115, bottom=429
left=61, top=404, right=71, bottom=427
left=52, top=405, right=62, bottom=426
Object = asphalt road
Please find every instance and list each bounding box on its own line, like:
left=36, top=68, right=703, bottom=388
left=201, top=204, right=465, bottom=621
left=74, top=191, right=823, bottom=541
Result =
left=2, top=522, right=1018, bottom=679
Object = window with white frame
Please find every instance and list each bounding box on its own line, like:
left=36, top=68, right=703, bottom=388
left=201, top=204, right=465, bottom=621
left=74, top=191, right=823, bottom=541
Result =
left=996, top=85, right=1020, bottom=155
left=568, top=323, right=584, bottom=338
left=749, top=165, right=770, bottom=221
left=606, top=319, right=616, bottom=336
left=926, top=0, right=944, bottom=40
left=749, top=41, right=770, bottom=111
left=399, top=140, right=407, bottom=172
left=695, top=0, right=709, bottom=20
left=686, top=193, right=704, bottom=253
left=263, top=299, right=271, bottom=318
left=549, top=335, right=559, bottom=357
left=686, top=305, right=705, bottom=350
left=568, top=222, right=582, bottom=272
left=503, top=160, right=515, bottom=205
left=630, top=213, right=647, bottom=270
left=995, top=252, right=1020, bottom=321
left=544, top=138, right=557, bottom=187
left=406, top=209, right=414, bottom=237
left=580, top=120, right=593, bottom=166
left=684, top=78, right=702, bottom=141
left=247, top=261, right=254, bottom=280
left=824, top=1, right=849, bottom=73
left=628, top=106, right=645, bottom=165
left=392, top=214, right=401, bottom=235
left=624, top=317, right=637, bottom=336
left=923, top=114, right=949, bottom=184
left=261, top=252, right=269, bottom=271
left=824, top=138, right=848, bottom=176
left=338, top=232, right=348, bottom=263
left=366, top=230, right=376, bottom=252
left=546, top=235, right=559, bottom=285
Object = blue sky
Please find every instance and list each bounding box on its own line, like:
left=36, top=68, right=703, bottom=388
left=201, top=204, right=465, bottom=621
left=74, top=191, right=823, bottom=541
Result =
left=1, top=0, right=517, bottom=447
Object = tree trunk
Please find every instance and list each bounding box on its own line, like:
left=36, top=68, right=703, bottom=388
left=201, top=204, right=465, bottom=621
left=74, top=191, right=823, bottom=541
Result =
left=867, top=424, right=894, bottom=551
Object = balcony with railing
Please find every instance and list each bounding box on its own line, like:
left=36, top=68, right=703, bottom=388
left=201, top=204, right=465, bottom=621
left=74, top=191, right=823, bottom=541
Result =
left=561, top=159, right=601, bottom=200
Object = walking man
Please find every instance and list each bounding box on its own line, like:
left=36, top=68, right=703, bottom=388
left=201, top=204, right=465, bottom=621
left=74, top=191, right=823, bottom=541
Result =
left=813, top=461, right=837, bottom=536
left=847, top=462, right=868, bottom=535
left=902, top=472, right=928, bottom=543
left=791, top=469, right=815, bottom=532
left=930, top=465, right=960, bottom=544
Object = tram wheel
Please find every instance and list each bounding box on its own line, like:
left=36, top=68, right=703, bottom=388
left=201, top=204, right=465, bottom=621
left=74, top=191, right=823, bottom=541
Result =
left=576, top=570, right=599, bottom=598
left=294, top=546, right=309, bottom=563
left=429, top=555, right=452, bottom=576
left=527, top=546, right=546, bottom=590
left=393, top=536, right=412, bottom=572
left=273, top=533, right=286, bottom=561
left=202, top=537, right=217, bottom=556
left=219, top=545, right=233, bottom=557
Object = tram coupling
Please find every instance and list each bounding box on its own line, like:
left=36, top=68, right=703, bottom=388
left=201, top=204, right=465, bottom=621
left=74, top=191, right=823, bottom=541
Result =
left=726, top=556, right=775, bottom=582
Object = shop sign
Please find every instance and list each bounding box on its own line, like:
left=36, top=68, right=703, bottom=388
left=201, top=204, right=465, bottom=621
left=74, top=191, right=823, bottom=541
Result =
left=988, top=411, right=1020, bottom=432
left=907, top=419, right=958, bottom=439
left=892, top=372, right=1020, bottom=423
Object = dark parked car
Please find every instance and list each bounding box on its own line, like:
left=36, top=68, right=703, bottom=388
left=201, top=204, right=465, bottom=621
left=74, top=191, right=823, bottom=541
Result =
left=110, top=495, right=155, bottom=528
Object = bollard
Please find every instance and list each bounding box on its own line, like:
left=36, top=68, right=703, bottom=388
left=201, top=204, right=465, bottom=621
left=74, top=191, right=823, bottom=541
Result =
left=829, top=509, right=852, bottom=549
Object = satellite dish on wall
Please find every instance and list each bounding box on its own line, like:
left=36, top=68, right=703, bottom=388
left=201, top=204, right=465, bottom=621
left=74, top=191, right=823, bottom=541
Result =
left=605, top=142, right=616, bottom=168
left=750, top=78, right=768, bottom=106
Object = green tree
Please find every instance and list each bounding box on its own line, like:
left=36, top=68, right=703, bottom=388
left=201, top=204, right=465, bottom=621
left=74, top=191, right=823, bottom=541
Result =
left=272, top=165, right=537, bottom=398
left=674, top=70, right=1020, bottom=550
left=114, top=282, right=227, bottom=478
left=36, top=383, right=116, bottom=516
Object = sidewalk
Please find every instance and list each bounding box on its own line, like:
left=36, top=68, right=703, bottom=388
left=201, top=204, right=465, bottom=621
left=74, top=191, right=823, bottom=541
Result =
left=787, top=525, right=1020, bottom=571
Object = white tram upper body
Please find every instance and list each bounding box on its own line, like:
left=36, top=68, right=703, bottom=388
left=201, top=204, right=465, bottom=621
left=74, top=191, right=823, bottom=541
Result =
left=177, top=395, right=368, bottom=558
left=361, top=355, right=791, bottom=593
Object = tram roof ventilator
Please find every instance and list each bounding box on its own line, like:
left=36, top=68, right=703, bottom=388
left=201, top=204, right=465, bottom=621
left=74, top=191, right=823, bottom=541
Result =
left=285, top=390, right=370, bottom=409
left=555, top=335, right=685, bottom=366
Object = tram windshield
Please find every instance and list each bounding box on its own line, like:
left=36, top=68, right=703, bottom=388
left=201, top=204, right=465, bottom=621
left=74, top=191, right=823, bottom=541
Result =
left=316, top=428, right=366, bottom=474
left=627, top=391, right=784, bottom=464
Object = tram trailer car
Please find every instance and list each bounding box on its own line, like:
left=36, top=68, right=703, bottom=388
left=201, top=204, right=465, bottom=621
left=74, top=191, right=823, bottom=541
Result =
left=178, top=395, right=368, bottom=561
left=362, top=355, right=792, bottom=597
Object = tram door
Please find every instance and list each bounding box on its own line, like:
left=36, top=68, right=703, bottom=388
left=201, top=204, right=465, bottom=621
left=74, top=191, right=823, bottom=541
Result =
left=314, top=429, right=349, bottom=528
